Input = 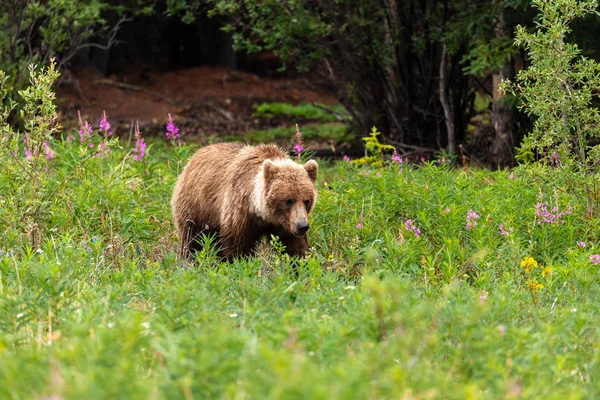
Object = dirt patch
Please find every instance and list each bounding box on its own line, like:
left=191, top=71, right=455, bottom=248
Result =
left=57, top=66, right=339, bottom=142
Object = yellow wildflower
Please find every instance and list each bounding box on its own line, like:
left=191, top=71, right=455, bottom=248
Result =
left=520, top=257, right=538, bottom=273
left=542, top=266, right=552, bottom=277
left=527, top=278, right=544, bottom=291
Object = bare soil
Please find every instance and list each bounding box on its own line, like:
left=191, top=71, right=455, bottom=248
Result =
left=57, top=66, right=339, bottom=144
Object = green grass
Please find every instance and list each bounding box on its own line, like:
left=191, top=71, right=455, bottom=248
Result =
left=253, top=102, right=349, bottom=123
left=1, top=138, right=599, bottom=399
left=242, top=122, right=349, bottom=143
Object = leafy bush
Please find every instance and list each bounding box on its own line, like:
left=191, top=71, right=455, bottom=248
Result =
left=0, top=0, right=113, bottom=106
left=502, top=0, right=600, bottom=215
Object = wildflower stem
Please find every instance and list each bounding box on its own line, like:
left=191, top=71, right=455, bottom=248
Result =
left=1, top=141, right=38, bottom=182
left=30, top=152, right=95, bottom=218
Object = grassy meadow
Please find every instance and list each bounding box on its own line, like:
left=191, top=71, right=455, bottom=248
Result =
left=1, top=129, right=599, bottom=399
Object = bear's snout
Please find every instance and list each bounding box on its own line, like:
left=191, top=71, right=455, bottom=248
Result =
left=297, top=220, right=309, bottom=236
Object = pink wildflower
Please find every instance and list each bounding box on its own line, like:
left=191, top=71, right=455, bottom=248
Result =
left=577, top=241, right=586, bottom=248
left=133, top=121, right=147, bottom=162
left=466, top=209, right=479, bottom=230
left=292, top=124, right=305, bottom=159
left=43, top=142, right=55, bottom=159
left=405, top=219, right=421, bottom=237
left=99, top=111, right=113, bottom=137
left=356, top=223, right=363, bottom=229
left=166, top=113, right=180, bottom=140
left=292, top=143, right=304, bottom=159
left=343, top=155, right=350, bottom=162
left=24, top=135, right=32, bottom=160
left=440, top=207, right=450, bottom=216
left=78, top=110, right=93, bottom=146
left=499, top=224, right=513, bottom=236
left=548, top=152, right=560, bottom=167
left=79, top=122, right=92, bottom=144
left=535, top=201, right=571, bottom=225
left=590, top=254, right=600, bottom=265
left=391, top=151, right=404, bottom=171
left=97, top=141, right=112, bottom=157
left=376, top=172, right=382, bottom=178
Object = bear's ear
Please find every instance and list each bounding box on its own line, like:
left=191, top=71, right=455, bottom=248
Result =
left=263, top=160, right=278, bottom=185
left=303, top=160, right=318, bottom=182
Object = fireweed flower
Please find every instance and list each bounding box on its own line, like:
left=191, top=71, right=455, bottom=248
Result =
left=343, top=155, right=350, bottom=162
left=548, top=152, right=560, bottom=167
left=356, top=222, right=363, bottom=229
left=133, top=121, right=146, bottom=162
left=23, top=135, right=32, bottom=160
left=166, top=113, right=180, bottom=140
left=78, top=110, right=93, bottom=146
left=577, top=241, right=586, bottom=248
left=535, top=201, right=572, bottom=225
left=440, top=207, right=450, bottom=216
left=99, top=111, right=113, bottom=137
left=43, top=142, right=54, bottom=159
left=499, top=224, right=513, bottom=236
left=376, top=172, right=382, bottom=178
left=392, top=153, right=403, bottom=163
left=405, top=219, right=421, bottom=237
left=97, top=141, right=112, bottom=157
left=590, top=254, right=600, bottom=265
left=292, top=143, right=304, bottom=159
left=292, top=124, right=305, bottom=159
left=466, top=209, right=479, bottom=230
left=391, top=152, right=404, bottom=171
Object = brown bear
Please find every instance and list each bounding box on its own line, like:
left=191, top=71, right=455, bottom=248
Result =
left=171, top=142, right=318, bottom=260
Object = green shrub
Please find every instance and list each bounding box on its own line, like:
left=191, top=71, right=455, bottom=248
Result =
left=502, top=0, right=600, bottom=216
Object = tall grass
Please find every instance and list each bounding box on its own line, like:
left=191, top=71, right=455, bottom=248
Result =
left=0, top=63, right=598, bottom=399
left=0, top=135, right=598, bottom=398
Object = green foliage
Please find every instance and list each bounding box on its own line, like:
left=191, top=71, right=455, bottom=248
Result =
left=461, top=36, right=518, bottom=76
left=253, top=102, right=349, bottom=123
left=242, top=123, right=348, bottom=144
left=0, top=0, right=109, bottom=105
left=1, top=144, right=599, bottom=397
left=210, top=0, right=331, bottom=72
left=501, top=0, right=600, bottom=215
left=0, top=60, right=62, bottom=246
left=444, top=0, right=530, bottom=76
left=1, top=69, right=600, bottom=398
left=353, top=126, right=396, bottom=166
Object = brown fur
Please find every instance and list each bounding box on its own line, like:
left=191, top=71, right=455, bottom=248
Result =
left=171, top=143, right=318, bottom=260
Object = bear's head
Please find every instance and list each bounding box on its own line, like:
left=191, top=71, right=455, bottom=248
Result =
left=258, top=158, right=318, bottom=237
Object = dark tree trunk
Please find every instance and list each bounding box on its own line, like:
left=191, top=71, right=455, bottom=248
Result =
left=489, top=7, right=515, bottom=168
left=439, top=43, right=456, bottom=154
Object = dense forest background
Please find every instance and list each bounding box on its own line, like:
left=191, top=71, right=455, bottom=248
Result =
left=2, top=0, right=600, bottom=167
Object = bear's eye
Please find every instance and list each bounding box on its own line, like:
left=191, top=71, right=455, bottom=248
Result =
left=304, top=200, right=311, bottom=208
left=285, top=199, right=294, bottom=207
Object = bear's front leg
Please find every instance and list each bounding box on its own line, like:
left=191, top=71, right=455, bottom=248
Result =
left=219, top=221, right=261, bottom=261
left=277, top=234, right=310, bottom=258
